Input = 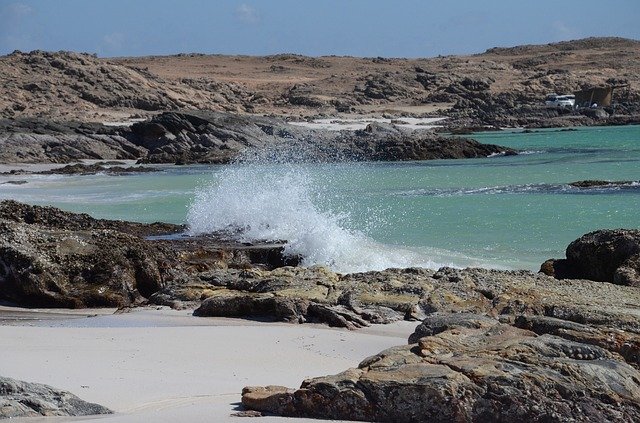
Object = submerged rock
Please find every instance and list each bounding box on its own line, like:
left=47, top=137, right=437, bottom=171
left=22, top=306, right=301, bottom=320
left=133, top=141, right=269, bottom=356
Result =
left=569, top=179, right=639, bottom=188
left=0, top=376, right=112, bottom=418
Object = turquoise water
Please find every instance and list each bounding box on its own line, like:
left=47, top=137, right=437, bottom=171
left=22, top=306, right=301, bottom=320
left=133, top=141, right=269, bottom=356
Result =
left=1, top=125, right=639, bottom=272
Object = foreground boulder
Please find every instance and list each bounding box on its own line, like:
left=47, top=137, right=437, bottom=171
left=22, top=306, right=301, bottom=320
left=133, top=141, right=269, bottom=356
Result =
left=541, top=229, right=640, bottom=286
left=0, top=376, right=111, bottom=418
left=242, top=313, right=640, bottom=422
left=0, top=220, right=172, bottom=307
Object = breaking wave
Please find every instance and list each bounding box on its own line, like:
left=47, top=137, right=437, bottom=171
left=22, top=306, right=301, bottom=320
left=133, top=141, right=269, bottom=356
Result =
left=186, top=148, right=475, bottom=273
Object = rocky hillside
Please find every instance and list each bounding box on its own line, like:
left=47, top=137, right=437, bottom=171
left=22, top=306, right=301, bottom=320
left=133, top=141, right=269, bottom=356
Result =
left=0, top=50, right=249, bottom=120
left=1, top=37, right=639, bottom=126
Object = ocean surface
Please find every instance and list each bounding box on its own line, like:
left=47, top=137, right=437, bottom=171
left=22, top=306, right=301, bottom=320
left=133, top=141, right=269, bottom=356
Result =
left=1, top=125, right=639, bottom=273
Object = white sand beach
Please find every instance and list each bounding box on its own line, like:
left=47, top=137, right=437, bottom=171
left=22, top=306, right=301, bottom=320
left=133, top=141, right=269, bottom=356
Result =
left=0, top=306, right=416, bottom=422
left=288, top=117, right=446, bottom=131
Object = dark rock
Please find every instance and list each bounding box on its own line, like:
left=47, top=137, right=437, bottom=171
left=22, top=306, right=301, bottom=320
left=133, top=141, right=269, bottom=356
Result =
left=1, top=110, right=517, bottom=164
left=0, top=376, right=112, bottom=418
left=407, top=312, right=498, bottom=343
left=0, top=201, right=297, bottom=308
left=0, top=220, right=170, bottom=307
left=30, top=163, right=158, bottom=175
left=543, top=229, right=640, bottom=286
left=569, top=179, right=638, bottom=188
left=0, top=199, right=184, bottom=237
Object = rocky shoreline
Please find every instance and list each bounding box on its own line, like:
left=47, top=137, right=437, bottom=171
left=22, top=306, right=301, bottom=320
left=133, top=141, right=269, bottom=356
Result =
left=1, top=201, right=639, bottom=421
left=1, top=36, right=639, bottom=421
left=0, top=111, right=515, bottom=165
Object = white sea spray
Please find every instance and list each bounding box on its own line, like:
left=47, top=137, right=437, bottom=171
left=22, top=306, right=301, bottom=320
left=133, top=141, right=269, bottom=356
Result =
left=186, top=146, right=454, bottom=273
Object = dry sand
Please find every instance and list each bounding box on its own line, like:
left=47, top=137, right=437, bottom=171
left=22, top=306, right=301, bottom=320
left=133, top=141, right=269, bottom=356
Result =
left=0, top=306, right=416, bottom=422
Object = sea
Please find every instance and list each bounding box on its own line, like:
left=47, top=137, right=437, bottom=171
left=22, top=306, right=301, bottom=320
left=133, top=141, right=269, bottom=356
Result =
left=1, top=125, right=639, bottom=273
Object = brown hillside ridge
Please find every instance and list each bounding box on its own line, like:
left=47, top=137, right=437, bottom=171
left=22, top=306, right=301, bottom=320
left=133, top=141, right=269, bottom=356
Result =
left=1, top=37, right=639, bottom=127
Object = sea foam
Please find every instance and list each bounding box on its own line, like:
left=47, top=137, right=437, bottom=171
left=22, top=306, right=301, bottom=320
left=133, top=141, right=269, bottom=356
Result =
left=186, top=148, right=453, bottom=273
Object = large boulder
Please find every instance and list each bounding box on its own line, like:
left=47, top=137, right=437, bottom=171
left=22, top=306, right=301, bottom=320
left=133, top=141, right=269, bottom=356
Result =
left=541, top=229, right=640, bottom=286
left=0, top=376, right=111, bottom=418
left=242, top=314, right=640, bottom=422
left=0, top=220, right=170, bottom=307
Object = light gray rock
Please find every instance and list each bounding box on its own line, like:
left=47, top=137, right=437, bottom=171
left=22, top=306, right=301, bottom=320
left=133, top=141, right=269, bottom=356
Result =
left=0, top=376, right=111, bottom=418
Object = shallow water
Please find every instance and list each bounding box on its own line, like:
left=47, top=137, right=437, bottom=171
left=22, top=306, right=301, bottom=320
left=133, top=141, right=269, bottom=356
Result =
left=1, top=125, right=638, bottom=272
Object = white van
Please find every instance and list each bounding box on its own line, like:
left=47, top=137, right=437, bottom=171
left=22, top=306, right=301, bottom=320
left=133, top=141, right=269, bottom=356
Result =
left=545, top=94, right=575, bottom=109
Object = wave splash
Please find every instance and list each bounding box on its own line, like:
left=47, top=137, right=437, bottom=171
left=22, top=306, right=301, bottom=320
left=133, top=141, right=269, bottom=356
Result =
left=186, top=149, right=452, bottom=273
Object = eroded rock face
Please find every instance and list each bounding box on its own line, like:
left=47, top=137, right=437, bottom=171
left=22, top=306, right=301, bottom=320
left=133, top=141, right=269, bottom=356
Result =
left=0, top=376, right=111, bottom=419
left=541, top=229, right=640, bottom=286
left=129, top=111, right=515, bottom=164
left=242, top=314, right=640, bottom=422
left=0, top=220, right=171, bottom=307
left=0, top=201, right=294, bottom=308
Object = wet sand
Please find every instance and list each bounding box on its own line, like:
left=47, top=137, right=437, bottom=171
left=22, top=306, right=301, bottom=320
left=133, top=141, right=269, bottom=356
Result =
left=0, top=306, right=416, bottom=422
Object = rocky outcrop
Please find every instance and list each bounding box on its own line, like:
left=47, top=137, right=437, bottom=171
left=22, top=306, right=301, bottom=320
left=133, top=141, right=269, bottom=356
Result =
left=128, top=111, right=515, bottom=164
left=541, top=229, right=640, bottom=286
left=0, top=50, right=250, bottom=120
left=0, top=111, right=515, bottom=164
left=0, top=118, right=145, bottom=163
left=3, top=39, right=640, bottom=127
left=1, top=162, right=159, bottom=176
left=0, top=201, right=296, bottom=308
left=182, top=264, right=640, bottom=339
left=0, top=219, right=174, bottom=307
left=242, top=314, right=640, bottom=422
left=0, top=376, right=111, bottom=419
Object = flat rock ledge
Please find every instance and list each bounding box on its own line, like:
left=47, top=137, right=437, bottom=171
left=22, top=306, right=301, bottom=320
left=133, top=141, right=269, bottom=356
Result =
left=241, top=313, right=640, bottom=422
left=0, top=376, right=111, bottom=419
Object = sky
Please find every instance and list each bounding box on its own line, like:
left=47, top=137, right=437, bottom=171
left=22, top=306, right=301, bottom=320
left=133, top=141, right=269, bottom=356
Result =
left=1, top=0, right=639, bottom=58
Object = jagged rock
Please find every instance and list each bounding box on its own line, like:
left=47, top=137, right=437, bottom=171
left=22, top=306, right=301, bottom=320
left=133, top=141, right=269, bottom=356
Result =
left=580, top=107, right=610, bottom=119
left=242, top=316, right=640, bottom=422
left=0, top=199, right=183, bottom=237
left=0, top=220, right=171, bottom=307
left=0, top=201, right=296, bottom=308
left=181, top=264, right=640, bottom=337
left=541, top=229, right=640, bottom=286
left=1, top=109, right=517, bottom=164
left=0, top=376, right=111, bottom=418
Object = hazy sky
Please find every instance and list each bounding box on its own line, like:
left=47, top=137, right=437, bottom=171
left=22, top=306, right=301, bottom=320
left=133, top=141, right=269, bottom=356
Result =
left=1, top=0, right=639, bottom=58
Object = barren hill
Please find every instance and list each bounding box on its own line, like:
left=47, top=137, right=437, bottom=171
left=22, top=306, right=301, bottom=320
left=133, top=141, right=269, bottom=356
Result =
left=1, top=37, right=639, bottom=125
